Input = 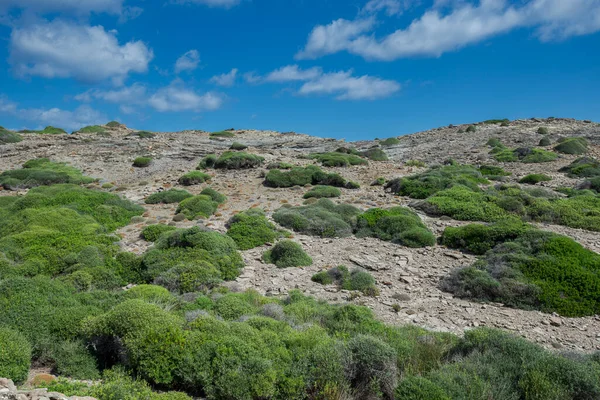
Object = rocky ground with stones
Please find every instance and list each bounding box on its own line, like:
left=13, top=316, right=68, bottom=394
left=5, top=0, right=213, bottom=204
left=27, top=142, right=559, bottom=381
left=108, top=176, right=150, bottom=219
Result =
left=1, top=117, right=599, bottom=353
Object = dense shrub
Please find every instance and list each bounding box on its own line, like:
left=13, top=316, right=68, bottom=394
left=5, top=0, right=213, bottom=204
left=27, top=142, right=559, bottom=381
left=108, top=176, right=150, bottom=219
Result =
left=441, top=222, right=600, bottom=316
left=226, top=209, right=287, bottom=250
left=371, top=177, right=386, bottom=186
left=230, top=142, right=248, bottom=150
left=178, top=171, right=211, bottom=186
left=356, top=207, right=436, bottom=247
left=554, top=137, right=588, bottom=155
left=273, top=199, right=360, bottom=238
left=483, top=119, right=509, bottom=125
left=560, top=157, right=600, bottom=178
left=145, top=189, right=193, bottom=204
left=494, top=147, right=558, bottom=163
left=51, top=340, right=100, bottom=379
left=395, top=376, right=450, bottom=400
left=537, top=127, right=549, bottom=134
left=310, top=152, right=368, bottom=167
left=176, top=195, right=220, bottom=220
left=345, top=181, right=360, bottom=189
left=538, top=136, right=551, bottom=146
left=265, top=165, right=348, bottom=188
left=266, top=161, right=293, bottom=170
left=209, top=130, right=235, bottom=138
left=312, top=265, right=379, bottom=296
left=380, top=137, right=400, bottom=146
left=361, top=147, right=388, bottom=161
left=519, top=174, right=552, bottom=184
left=0, top=158, right=95, bottom=189
left=0, top=128, right=22, bottom=145
left=0, top=327, right=31, bottom=383
left=200, top=187, right=227, bottom=204
left=303, top=185, right=342, bottom=199
left=133, top=157, right=152, bottom=168
left=20, top=126, right=66, bottom=134
left=106, top=121, right=123, bottom=128
left=197, top=154, right=217, bottom=169
left=213, top=151, right=264, bottom=169
left=76, top=125, right=106, bottom=134
left=263, top=240, right=313, bottom=268
left=141, top=225, right=177, bottom=242
left=486, top=138, right=502, bottom=148
left=465, top=125, right=476, bottom=133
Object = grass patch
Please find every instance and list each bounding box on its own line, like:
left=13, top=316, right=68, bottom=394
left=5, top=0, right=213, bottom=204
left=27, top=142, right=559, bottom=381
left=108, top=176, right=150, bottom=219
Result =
left=554, top=137, right=588, bottom=155
left=145, top=189, right=193, bottom=204
left=178, top=171, right=211, bottom=186
left=0, top=158, right=95, bottom=190
left=312, top=265, right=379, bottom=296
left=310, top=152, right=368, bottom=167
left=265, top=165, right=347, bottom=188
left=263, top=240, right=312, bottom=268
left=519, top=174, right=552, bottom=184
left=303, top=185, right=342, bottom=199
left=133, top=157, right=152, bottom=168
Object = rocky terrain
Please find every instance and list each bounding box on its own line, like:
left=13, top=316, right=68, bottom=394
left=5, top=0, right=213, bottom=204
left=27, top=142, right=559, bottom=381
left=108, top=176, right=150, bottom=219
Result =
left=1, top=117, right=600, bottom=355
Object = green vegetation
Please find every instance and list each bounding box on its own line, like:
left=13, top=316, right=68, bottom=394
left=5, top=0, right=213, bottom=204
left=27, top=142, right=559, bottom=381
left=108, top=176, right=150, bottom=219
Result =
left=209, top=130, right=235, bottom=138
left=537, top=127, right=549, bottom=134
left=226, top=209, right=287, bottom=250
left=465, top=125, right=476, bottom=133
left=483, top=119, right=509, bottom=125
left=554, top=137, right=589, bottom=155
left=141, top=224, right=177, bottom=242
left=200, top=187, right=227, bottom=204
left=356, top=207, right=436, bottom=247
left=133, top=157, right=152, bottom=168
left=230, top=142, right=248, bottom=150
left=310, top=152, right=368, bottom=167
left=176, top=191, right=224, bottom=220
left=493, top=147, right=558, bottom=163
left=132, top=131, right=155, bottom=139
left=560, top=157, right=600, bottom=177
left=379, top=137, right=400, bottom=146
left=76, top=125, right=106, bottom=134
left=538, top=136, right=551, bottom=146
left=0, top=158, right=95, bottom=190
left=361, top=147, right=388, bottom=161
left=519, top=174, right=552, bottom=184
left=486, top=138, right=502, bottom=148
left=266, top=161, right=293, bottom=170
left=0, top=327, right=31, bottom=383
left=197, top=154, right=217, bottom=169
left=0, top=127, right=22, bottom=145
left=106, top=121, right=122, bottom=128
left=303, top=185, right=342, bottom=199
left=371, top=177, right=386, bottom=186
left=264, top=165, right=348, bottom=188
left=263, top=240, right=312, bottom=268
left=145, top=189, right=193, bottom=204
left=441, top=220, right=600, bottom=316
left=178, top=171, right=211, bottom=186
left=211, top=151, right=264, bottom=169
left=312, top=265, right=378, bottom=296
left=478, top=165, right=511, bottom=180
left=19, top=126, right=67, bottom=135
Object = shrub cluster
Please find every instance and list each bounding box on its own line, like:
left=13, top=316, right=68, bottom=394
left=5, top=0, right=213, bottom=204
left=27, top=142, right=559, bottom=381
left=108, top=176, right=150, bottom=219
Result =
left=130, top=131, right=155, bottom=139
left=145, top=189, right=193, bottom=204
left=229, top=142, right=248, bottom=150
left=361, top=147, right=388, bottom=161
left=0, top=127, right=22, bottom=145
left=0, top=327, right=31, bottom=383
left=75, top=125, right=106, bottom=134
left=208, top=151, right=265, bottom=169
left=141, top=224, right=177, bottom=242
left=493, top=146, right=558, bottom=163
left=266, top=161, right=293, bottom=170
left=178, top=171, right=211, bottom=186
left=356, top=207, right=436, bottom=247
left=209, top=130, right=235, bottom=138
left=309, top=152, right=368, bottom=167
left=483, top=119, right=509, bottom=125
left=176, top=189, right=225, bottom=220
left=519, top=174, right=552, bottom=184
left=264, top=165, right=351, bottom=188
left=441, top=221, right=600, bottom=317
left=0, top=158, right=95, bottom=190
left=133, top=157, right=152, bottom=168
left=263, top=240, right=313, bottom=268
left=19, top=126, right=66, bottom=134
left=197, top=154, right=217, bottom=169
left=559, top=157, right=600, bottom=178
left=226, top=209, right=287, bottom=250
left=554, top=137, right=588, bottom=155
left=379, top=137, right=400, bottom=146
left=303, top=185, right=342, bottom=199
left=106, top=121, right=123, bottom=128
left=312, top=265, right=379, bottom=296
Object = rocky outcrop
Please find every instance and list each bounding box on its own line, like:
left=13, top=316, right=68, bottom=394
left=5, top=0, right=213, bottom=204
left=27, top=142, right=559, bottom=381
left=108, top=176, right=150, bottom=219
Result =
left=0, top=379, right=95, bottom=400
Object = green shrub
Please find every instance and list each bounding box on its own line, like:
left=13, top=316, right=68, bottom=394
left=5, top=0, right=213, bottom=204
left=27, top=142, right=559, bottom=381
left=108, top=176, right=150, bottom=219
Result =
left=131, top=131, right=155, bottom=139
left=51, top=340, right=100, bottom=379
left=345, top=181, right=360, bottom=189
left=145, top=189, right=193, bottom=204
left=310, top=152, right=368, bottom=167
left=0, top=327, right=31, bottom=383
left=176, top=195, right=219, bottom=220
left=178, top=171, right=211, bottom=186
left=537, top=127, right=549, bottom=134
left=560, top=157, right=600, bottom=177
left=441, top=218, right=529, bottom=255
left=380, top=137, right=400, bottom=146
left=486, top=138, right=502, bottom=148
left=519, top=174, right=552, bottom=184
left=0, top=158, right=95, bottom=190
left=227, top=209, right=286, bottom=250
left=200, top=188, right=227, bottom=204
left=230, top=142, right=248, bottom=150
left=20, top=126, right=66, bottom=135
left=303, top=185, right=342, bottom=199
left=141, top=225, right=177, bottom=242
left=538, top=137, right=551, bottom=146
left=493, top=147, right=558, bottom=163
left=213, top=151, right=264, bottom=169
left=483, top=119, right=509, bottom=125
left=210, top=130, right=235, bottom=138
left=312, top=265, right=379, bottom=296
left=371, top=177, right=386, bottom=186
left=197, top=154, right=217, bottom=169
left=106, top=121, right=122, bottom=128
left=133, top=157, right=152, bottom=168
left=0, top=128, right=22, bottom=145
left=554, top=137, right=588, bottom=155
left=356, top=207, right=435, bottom=247
left=395, top=376, right=450, bottom=400
left=465, top=125, right=476, bottom=133
left=266, top=162, right=293, bottom=170
left=385, top=164, right=489, bottom=199
left=76, top=125, right=106, bottom=134
left=361, top=147, right=388, bottom=161
left=263, top=240, right=312, bottom=268
left=265, top=165, right=347, bottom=188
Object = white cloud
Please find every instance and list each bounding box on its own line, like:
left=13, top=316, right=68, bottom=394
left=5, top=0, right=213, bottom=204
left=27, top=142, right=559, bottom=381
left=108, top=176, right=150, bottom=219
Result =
left=362, top=0, right=409, bottom=16
left=10, top=19, right=153, bottom=84
left=174, top=49, right=200, bottom=73
left=76, top=83, right=147, bottom=105
left=148, top=82, right=223, bottom=112
left=0, top=0, right=125, bottom=16
left=171, top=0, right=241, bottom=9
left=297, top=0, right=600, bottom=60
left=0, top=96, right=106, bottom=131
left=298, top=70, right=401, bottom=100
left=243, top=71, right=261, bottom=84
left=264, top=65, right=323, bottom=82
left=210, top=68, right=238, bottom=86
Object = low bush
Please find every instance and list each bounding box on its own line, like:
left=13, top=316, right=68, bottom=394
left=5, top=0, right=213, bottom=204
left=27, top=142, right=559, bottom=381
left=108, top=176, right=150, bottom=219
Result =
left=141, top=225, right=177, bottom=242
left=229, top=142, right=247, bottom=150
left=266, top=162, right=293, bottom=170
left=131, top=131, right=155, bottom=139
left=537, top=127, right=549, bottom=134
left=0, top=158, right=95, bottom=190
left=345, top=181, right=360, bottom=189
left=310, top=152, right=368, bottom=167
left=265, top=165, right=348, bottom=188
left=197, top=154, right=217, bottom=169
left=106, top=121, right=123, bottom=128
left=20, top=126, right=66, bottom=135
left=200, top=187, right=227, bottom=204
left=493, top=147, right=558, bottom=163
left=361, top=147, right=388, bottom=161
left=176, top=195, right=220, bottom=220
left=538, top=136, right=551, bottom=146
left=0, top=327, right=31, bottom=383
left=554, top=137, right=588, bottom=155
left=226, top=209, right=287, bottom=250
left=356, top=207, right=436, bottom=248
left=312, top=265, right=379, bottom=296
left=209, top=130, right=235, bottom=138
left=133, top=157, right=152, bottom=168
left=76, top=125, right=106, bottom=134
left=465, top=125, right=476, bottom=133
left=303, top=185, right=342, bottom=199
left=0, top=128, right=22, bottom=145
left=263, top=240, right=312, bottom=268
left=478, top=165, right=511, bottom=180
left=213, top=151, right=264, bottom=169
left=380, top=137, right=400, bottom=146
left=486, top=138, right=502, bottom=148
left=178, top=171, right=211, bottom=186
left=519, top=174, right=552, bottom=184
left=560, top=157, right=600, bottom=177
left=51, top=340, right=100, bottom=379
left=371, top=177, right=386, bottom=186
left=441, top=222, right=600, bottom=316
left=145, top=189, right=193, bottom=204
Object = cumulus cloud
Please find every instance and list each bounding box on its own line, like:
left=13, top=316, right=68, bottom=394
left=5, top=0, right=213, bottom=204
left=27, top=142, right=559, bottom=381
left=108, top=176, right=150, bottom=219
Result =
left=9, top=19, right=153, bottom=84
left=362, top=0, right=410, bottom=16
left=297, top=0, right=600, bottom=60
left=0, top=96, right=106, bottom=131
left=171, top=0, right=241, bottom=8
left=210, top=68, right=238, bottom=86
left=175, top=50, right=200, bottom=73
left=148, top=82, right=223, bottom=112
left=257, top=65, right=400, bottom=100
left=75, top=83, right=147, bottom=105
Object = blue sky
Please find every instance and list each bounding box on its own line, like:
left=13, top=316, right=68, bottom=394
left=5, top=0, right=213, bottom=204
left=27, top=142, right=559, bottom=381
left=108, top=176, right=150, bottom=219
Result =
left=0, top=0, right=599, bottom=140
